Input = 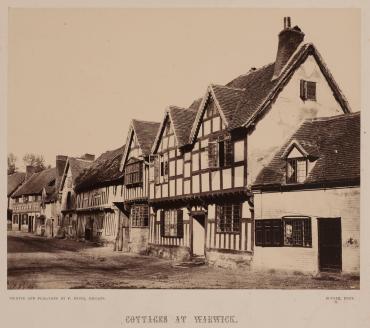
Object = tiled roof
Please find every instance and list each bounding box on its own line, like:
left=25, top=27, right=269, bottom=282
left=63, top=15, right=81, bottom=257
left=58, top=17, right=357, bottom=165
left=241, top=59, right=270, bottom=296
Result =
left=226, top=63, right=278, bottom=129
left=169, top=106, right=198, bottom=147
left=74, top=145, right=125, bottom=192
left=68, top=158, right=93, bottom=184
left=253, top=112, right=360, bottom=188
left=210, top=85, right=246, bottom=125
left=12, top=168, right=56, bottom=197
left=7, top=172, right=26, bottom=197
left=132, top=120, right=161, bottom=156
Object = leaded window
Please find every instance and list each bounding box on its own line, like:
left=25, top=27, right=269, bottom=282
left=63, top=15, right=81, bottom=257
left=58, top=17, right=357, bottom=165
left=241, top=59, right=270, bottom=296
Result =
left=125, top=161, right=143, bottom=186
left=208, top=135, right=233, bottom=168
left=131, top=205, right=149, bottom=227
left=216, top=203, right=241, bottom=233
left=283, top=217, right=312, bottom=247
left=160, top=209, right=184, bottom=238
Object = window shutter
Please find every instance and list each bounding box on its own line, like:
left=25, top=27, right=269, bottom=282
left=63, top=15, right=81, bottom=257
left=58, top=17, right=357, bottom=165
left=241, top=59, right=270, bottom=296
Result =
left=208, top=137, right=218, bottom=168
left=224, top=138, right=234, bottom=166
left=176, top=210, right=184, bottom=238
left=160, top=210, right=165, bottom=237
left=307, top=81, right=316, bottom=100
left=272, top=219, right=283, bottom=246
left=300, top=80, right=306, bottom=100
left=255, top=220, right=263, bottom=246
left=154, top=155, right=160, bottom=184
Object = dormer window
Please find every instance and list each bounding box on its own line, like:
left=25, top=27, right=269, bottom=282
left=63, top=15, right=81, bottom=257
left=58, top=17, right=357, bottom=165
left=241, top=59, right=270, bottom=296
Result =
left=286, top=158, right=307, bottom=183
left=284, top=143, right=308, bottom=184
left=300, top=80, right=316, bottom=101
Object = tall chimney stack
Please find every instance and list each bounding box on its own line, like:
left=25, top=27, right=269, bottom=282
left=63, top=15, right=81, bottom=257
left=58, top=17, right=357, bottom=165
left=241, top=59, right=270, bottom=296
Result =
left=25, top=165, right=35, bottom=180
left=272, top=17, right=304, bottom=79
left=56, top=155, right=68, bottom=190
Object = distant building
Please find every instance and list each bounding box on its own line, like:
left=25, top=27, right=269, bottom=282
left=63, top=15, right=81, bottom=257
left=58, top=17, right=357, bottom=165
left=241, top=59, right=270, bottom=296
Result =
left=11, top=167, right=57, bottom=233
left=58, top=154, right=95, bottom=238
left=7, top=172, right=26, bottom=230
left=74, top=146, right=126, bottom=245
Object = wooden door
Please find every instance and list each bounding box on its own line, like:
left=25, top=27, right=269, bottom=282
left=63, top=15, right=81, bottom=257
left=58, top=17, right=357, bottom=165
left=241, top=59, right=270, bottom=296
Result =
left=192, top=214, right=205, bottom=256
left=318, top=218, right=342, bottom=272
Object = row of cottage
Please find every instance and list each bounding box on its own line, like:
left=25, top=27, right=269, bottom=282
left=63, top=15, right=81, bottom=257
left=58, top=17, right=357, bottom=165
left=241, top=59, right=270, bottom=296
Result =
left=7, top=17, right=360, bottom=274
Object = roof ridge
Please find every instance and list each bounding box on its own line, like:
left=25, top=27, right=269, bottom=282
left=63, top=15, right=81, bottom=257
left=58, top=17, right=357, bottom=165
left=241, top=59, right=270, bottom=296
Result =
left=307, top=112, right=360, bottom=123
left=132, top=119, right=160, bottom=125
left=211, top=84, right=245, bottom=91
left=229, top=62, right=275, bottom=82
left=169, top=105, right=197, bottom=112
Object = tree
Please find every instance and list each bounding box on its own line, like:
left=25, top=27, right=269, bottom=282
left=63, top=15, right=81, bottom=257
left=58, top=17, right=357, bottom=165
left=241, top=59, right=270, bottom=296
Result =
left=7, top=153, right=17, bottom=175
left=23, top=153, right=47, bottom=173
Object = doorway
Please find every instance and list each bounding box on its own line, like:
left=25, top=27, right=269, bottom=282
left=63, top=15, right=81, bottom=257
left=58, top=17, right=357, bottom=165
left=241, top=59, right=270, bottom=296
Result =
left=28, top=215, right=34, bottom=232
left=192, top=214, right=206, bottom=257
left=318, top=218, right=342, bottom=272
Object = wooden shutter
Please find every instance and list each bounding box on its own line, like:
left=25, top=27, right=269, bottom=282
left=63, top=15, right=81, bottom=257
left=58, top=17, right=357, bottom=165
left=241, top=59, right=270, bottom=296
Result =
left=307, top=81, right=316, bottom=100
left=208, top=137, right=218, bottom=168
left=272, top=219, right=283, bottom=246
left=160, top=210, right=165, bottom=237
left=300, top=80, right=306, bottom=100
left=154, top=155, right=160, bottom=184
left=224, top=137, right=234, bottom=166
left=255, top=220, right=264, bottom=246
left=176, top=209, right=184, bottom=238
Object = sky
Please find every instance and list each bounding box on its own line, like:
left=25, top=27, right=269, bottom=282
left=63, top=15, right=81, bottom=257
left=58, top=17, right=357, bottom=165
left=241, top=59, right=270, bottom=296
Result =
left=8, top=8, right=360, bottom=170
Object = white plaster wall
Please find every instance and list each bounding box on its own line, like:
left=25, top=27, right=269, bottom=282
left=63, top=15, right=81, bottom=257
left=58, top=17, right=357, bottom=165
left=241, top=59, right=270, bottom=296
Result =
left=253, top=187, right=360, bottom=274
left=247, top=55, right=344, bottom=186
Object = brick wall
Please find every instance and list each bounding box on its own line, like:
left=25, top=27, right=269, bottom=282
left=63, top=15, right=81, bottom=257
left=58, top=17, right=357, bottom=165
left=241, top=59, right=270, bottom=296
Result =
left=253, top=187, right=360, bottom=274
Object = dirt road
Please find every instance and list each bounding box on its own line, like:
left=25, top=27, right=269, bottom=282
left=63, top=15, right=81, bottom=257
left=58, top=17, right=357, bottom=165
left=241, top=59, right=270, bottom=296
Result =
left=7, top=231, right=359, bottom=289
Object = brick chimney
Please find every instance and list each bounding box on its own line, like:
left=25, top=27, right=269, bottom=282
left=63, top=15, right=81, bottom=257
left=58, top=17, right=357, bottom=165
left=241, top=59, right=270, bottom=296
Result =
left=80, top=153, right=95, bottom=161
left=272, top=17, right=305, bottom=79
left=56, top=154, right=68, bottom=183
left=25, top=165, right=35, bottom=180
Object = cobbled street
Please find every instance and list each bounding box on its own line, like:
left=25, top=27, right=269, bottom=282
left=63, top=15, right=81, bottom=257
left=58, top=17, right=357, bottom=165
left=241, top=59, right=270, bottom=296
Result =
left=7, top=231, right=359, bottom=289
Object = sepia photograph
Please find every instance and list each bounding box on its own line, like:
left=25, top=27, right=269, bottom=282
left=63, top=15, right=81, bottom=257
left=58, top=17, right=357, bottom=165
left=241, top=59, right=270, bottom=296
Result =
left=6, top=7, right=362, bottom=291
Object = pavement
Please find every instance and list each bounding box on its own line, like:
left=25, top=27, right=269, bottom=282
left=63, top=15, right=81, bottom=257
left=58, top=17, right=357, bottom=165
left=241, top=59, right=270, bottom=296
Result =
left=7, top=231, right=359, bottom=289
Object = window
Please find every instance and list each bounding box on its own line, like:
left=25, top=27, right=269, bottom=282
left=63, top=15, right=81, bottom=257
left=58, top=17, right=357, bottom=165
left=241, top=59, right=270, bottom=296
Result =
left=216, top=203, right=241, bottom=233
left=160, top=209, right=183, bottom=238
left=283, top=217, right=312, bottom=247
left=286, top=158, right=307, bottom=183
left=15, top=198, right=19, bottom=203
left=208, top=135, right=233, bottom=168
left=131, top=205, right=149, bottom=227
left=255, top=218, right=311, bottom=247
left=255, top=219, right=282, bottom=247
left=125, top=161, right=143, bottom=186
left=13, top=214, right=19, bottom=224
left=23, top=195, right=29, bottom=203
left=300, top=80, right=316, bottom=101
left=160, top=154, right=169, bottom=182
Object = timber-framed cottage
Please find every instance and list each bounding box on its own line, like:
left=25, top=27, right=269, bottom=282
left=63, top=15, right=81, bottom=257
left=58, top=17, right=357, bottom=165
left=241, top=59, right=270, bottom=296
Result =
left=74, top=146, right=126, bottom=245
left=146, top=16, right=356, bottom=271
left=119, top=119, right=160, bottom=253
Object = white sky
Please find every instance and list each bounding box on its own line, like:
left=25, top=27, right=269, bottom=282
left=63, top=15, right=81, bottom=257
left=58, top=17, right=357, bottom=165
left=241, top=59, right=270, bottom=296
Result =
left=8, top=8, right=360, bottom=170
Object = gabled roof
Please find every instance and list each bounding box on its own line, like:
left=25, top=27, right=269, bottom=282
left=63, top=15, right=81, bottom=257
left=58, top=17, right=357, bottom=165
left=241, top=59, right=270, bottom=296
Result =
left=189, top=84, right=246, bottom=143
left=253, top=112, right=360, bottom=188
left=188, top=42, right=351, bottom=144
left=60, top=157, right=93, bottom=191
left=7, top=172, right=26, bottom=197
left=75, top=145, right=125, bottom=192
left=152, top=106, right=198, bottom=153
left=12, top=168, right=56, bottom=197
left=120, top=120, right=160, bottom=169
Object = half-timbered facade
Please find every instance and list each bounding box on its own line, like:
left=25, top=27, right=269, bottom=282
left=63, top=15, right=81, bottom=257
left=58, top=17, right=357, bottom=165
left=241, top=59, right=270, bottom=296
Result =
left=7, top=172, right=26, bottom=230
left=11, top=167, right=58, bottom=234
left=119, top=120, right=160, bottom=253
left=74, top=146, right=126, bottom=246
left=58, top=154, right=95, bottom=238
left=147, top=17, right=353, bottom=268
